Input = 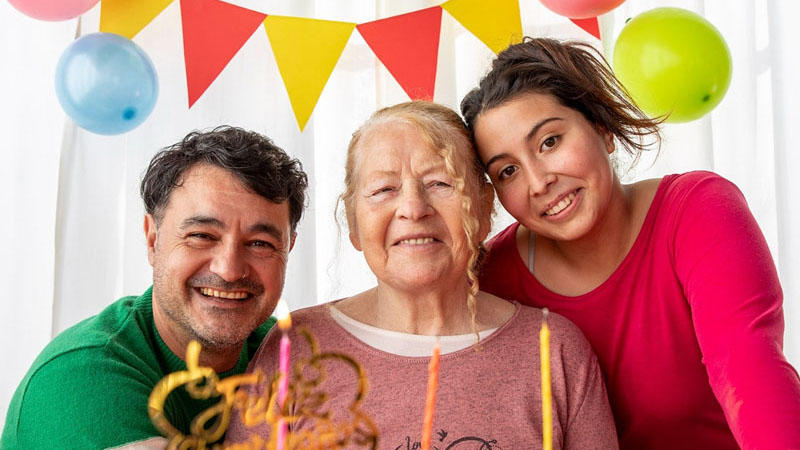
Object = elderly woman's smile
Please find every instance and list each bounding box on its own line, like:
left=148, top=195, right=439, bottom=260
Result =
left=393, top=236, right=438, bottom=246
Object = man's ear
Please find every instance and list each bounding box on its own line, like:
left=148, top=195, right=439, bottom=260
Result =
left=144, top=214, right=158, bottom=266
left=289, top=232, right=297, bottom=251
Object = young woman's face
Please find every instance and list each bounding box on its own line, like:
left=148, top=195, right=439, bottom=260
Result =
left=473, top=92, right=616, bottom=242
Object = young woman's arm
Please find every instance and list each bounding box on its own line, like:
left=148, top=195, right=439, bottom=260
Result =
left=671, top=172, right=800, bottom=449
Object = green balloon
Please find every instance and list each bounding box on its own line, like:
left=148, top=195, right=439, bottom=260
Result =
left=612, top=7, right=732, bottom=123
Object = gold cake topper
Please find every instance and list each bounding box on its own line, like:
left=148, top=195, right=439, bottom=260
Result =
left=148, top=328, right=378, bottom=449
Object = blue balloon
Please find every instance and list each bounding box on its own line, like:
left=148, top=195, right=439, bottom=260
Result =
left=55, top=32, right=158, bottom=135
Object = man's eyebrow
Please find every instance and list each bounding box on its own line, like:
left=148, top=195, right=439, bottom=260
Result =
left=179, top=216, right=223, bottom=229
left=249, top=223, right=284, bottom=240
left=179, top=216, right=285, bottom=240
left=485, top=117, right=564, bottom=169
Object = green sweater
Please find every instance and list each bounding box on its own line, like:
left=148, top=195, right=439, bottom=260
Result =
left=1, top=287, right=275, bottom=449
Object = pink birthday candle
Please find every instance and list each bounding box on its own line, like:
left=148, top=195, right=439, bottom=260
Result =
left=277, top=310, right=291, bottom=450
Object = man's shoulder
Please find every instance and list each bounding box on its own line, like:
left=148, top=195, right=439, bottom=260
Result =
left=2, top=343, right=163, bottom=449
left=1, top=289, right=166, bottom=449
left=36, top=289, right=155, bottom=366
left=9, top=288, right=160, bottom=405
left=15, top=340, right=161, bottom=410
left=13, top=287, right=162, bottom=402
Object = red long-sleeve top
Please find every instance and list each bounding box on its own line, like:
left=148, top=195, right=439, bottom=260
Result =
left=480, top=171, right=800, bottom=449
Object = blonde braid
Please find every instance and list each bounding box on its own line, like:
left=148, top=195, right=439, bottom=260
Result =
left=439, top=140, right=483, bottom=342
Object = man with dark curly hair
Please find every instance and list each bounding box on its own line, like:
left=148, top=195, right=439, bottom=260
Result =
left=2, top=126, right=309, bottom=449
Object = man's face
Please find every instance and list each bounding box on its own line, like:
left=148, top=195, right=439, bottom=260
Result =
left=145, top=163, right=295, bottom=355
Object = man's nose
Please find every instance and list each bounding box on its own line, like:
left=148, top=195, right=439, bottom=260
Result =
left=209, top=243, right=248, bottom=282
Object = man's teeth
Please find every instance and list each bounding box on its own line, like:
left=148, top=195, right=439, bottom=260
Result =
left=398, top=237, right=434, bottom=245
left=200, top=288, right=248, bottom=299
left=546, top=192, right=577, bottom=216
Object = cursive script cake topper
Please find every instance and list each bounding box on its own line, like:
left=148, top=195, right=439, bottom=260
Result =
left=148, top=328, right=379, bottom=450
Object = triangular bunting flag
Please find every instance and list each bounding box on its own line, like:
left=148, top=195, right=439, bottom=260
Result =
left=570, top=17, right=601, bottom=40
left=264, top=16, right=356, bottom=131
left=100, top=0, right=174, bottom=39
left=357, top=6, right=443, bottom=101
left=442, top=0, right=522, bottom=54
left=180, top=0, right=267, bottom=107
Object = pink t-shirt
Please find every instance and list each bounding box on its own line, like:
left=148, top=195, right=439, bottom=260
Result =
left=225, top=303, right=618, bottom=449
left=479, top=171, right=800, bottom=449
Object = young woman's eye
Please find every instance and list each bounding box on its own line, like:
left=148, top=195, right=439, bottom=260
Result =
left=542, top=135, right=559, bottom=151
left=497, top=165, right=518, bottom=181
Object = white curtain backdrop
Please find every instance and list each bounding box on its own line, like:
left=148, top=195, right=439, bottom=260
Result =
left=2, top=0, right=798, bottom=426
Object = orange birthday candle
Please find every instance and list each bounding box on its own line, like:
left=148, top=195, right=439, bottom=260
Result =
left=421, top=339, right=440, bottom=450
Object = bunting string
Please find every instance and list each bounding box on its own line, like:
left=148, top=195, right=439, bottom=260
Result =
left=99, top=0, right=599, bottom=131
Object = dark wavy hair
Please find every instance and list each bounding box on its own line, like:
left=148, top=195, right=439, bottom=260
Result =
left=141, top=126, right=308, bottom=232
left=461, top=37, right=662, bottom=167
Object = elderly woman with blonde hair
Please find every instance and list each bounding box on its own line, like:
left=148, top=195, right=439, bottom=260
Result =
left=226, top=101, right=617, bottom=449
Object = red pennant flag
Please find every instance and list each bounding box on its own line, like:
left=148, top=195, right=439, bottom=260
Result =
left=357, top=6, right=442, bottom=100
left=570, top=17, right=601, bottom=40
left=181, top=0, right=267, bottom=107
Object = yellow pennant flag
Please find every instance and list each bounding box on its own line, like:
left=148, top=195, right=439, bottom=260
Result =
left=442, top=0, right=522, bottom=54
left=100, top=0, right=174, bottom=39
left=264, top=16, right=356, bottom=131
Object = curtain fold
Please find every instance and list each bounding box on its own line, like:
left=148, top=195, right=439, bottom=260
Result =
left=0, top=1, right=75, bottom=427
left=768, top=0, right=800, bottom=360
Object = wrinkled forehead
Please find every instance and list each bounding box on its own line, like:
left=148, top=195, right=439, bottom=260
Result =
left=352, top=121, right=441, bottom=173
left=355, top=117, right=474, bottom=172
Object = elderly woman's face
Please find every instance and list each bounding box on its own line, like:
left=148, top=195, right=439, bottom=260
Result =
left=348, top=121, right=475, bottom=291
